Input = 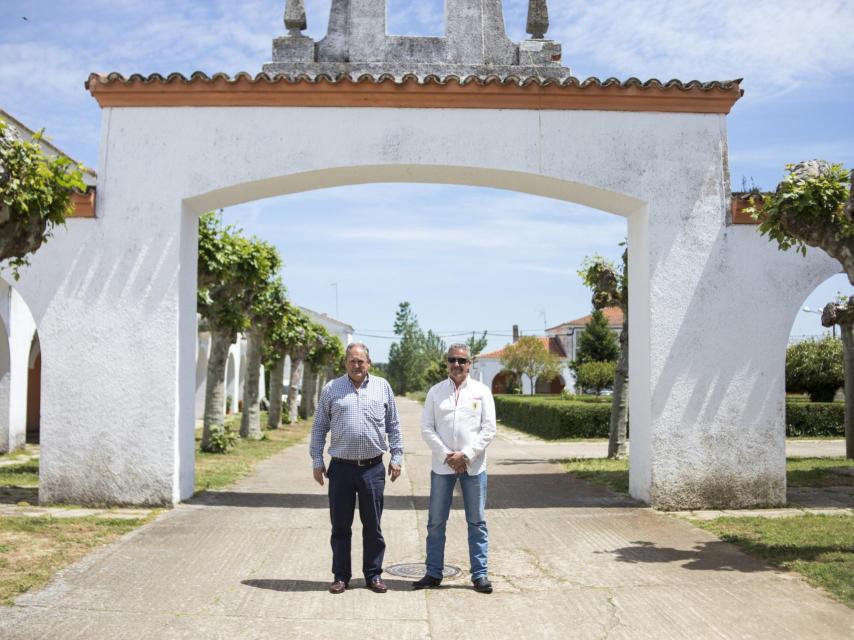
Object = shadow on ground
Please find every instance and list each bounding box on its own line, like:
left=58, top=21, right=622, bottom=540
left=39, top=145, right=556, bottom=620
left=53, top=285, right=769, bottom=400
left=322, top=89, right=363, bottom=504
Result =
left=189, top=472, right=639, bottom=510
left=603, top=540, right=775, bottom=573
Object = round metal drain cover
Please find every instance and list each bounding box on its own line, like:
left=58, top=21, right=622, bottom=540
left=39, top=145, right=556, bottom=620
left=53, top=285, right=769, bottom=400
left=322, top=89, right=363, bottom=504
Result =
left=386, top=563, right=462, bottom=579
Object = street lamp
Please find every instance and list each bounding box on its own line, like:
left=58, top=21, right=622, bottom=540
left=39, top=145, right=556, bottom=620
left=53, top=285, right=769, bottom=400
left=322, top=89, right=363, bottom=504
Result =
left=802, top=306, right=837, bottom=338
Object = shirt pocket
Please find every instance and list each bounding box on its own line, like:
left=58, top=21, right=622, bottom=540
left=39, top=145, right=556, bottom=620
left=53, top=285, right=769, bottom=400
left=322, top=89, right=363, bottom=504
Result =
left=367, top=400, right=387, bottom=422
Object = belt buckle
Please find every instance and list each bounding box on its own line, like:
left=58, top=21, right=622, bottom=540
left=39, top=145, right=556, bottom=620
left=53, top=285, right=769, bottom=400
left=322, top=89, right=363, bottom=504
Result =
left=357, top=458, right=369, bottom=466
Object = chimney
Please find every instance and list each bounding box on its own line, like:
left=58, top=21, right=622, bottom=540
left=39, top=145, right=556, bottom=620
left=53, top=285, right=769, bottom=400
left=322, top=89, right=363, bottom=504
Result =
left=512, top=325, right=519, bottom=343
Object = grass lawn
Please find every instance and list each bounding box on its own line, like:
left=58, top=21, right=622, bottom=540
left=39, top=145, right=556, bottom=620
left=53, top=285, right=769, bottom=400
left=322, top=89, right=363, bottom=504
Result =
left=561, top=456, right=854, bottom=607
left=194, top=413, right=312, bottom=493
left=0, top=412, right=310, bottom=606
left=0, top=514, right=155, bottom=605
left=693, top=515, right=854, bottom=607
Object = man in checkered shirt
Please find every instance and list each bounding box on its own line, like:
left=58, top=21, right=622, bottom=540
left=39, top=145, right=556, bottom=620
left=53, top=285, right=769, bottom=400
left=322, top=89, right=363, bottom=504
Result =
left=310, top=342, right=403, bottom=595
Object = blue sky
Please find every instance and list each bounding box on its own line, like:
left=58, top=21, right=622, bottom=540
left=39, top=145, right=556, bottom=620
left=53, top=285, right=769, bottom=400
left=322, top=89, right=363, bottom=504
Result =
left=2, top=0, right=853, bottom=360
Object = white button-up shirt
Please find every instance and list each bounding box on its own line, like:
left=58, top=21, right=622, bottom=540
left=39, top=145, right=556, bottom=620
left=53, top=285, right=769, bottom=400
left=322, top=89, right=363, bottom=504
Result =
left=421, top=376, right=497, bottom=476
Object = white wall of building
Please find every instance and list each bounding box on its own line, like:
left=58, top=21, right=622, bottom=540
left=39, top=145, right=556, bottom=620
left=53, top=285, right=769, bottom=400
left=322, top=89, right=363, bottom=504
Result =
left=5, top=105, right=840, bottom=508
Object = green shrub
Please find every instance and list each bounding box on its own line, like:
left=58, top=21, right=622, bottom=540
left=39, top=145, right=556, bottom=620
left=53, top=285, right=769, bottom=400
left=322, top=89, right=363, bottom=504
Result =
left=574, top=361, right=616, bottom=395
left=786, top=337, right=843, bottom=402
left=495, top=396, right=844, bottom=439
left=495, top=395, right=612, bottom=439
left=786, top=402, right=844, bottom=437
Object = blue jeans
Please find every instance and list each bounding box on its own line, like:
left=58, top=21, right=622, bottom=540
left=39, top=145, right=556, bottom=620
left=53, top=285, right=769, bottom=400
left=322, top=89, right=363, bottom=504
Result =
left=425, top=470, right=488, bottom=581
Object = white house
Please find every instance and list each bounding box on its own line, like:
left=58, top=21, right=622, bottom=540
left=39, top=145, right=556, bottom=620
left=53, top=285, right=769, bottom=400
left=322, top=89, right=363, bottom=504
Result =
left=473, top=335, right=571, bottom=395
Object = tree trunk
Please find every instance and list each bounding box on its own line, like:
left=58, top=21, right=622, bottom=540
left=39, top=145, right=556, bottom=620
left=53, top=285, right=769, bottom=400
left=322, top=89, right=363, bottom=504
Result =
left=300, top=364, right=317, bottom=420
left=239, top=329, right=264, bottom=440
left=841, top=322, right=854, bottom=459
left=287, top=355, right=304, bottom=424
left=267, top=357, right=285, bottom=429
left=313, top=368, right=328, bottom=414
left=201, top=328, right=232, bottom=451
left=608, top=316, right=629, bottom=459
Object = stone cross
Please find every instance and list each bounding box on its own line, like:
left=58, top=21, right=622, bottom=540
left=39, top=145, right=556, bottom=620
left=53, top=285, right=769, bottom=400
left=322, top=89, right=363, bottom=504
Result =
left=527, top=0, right=549, bottom=39
left=284, top=0, right=307, bottom=36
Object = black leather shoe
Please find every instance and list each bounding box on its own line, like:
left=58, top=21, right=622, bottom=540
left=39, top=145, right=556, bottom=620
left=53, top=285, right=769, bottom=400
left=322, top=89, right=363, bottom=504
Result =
left=368, top=576, right=388, bottom=593
left=329, top=580, right=348, bottom=594
left=473, top=577, right=493, bottom=593
left=412, top=574, right=442, bottom=590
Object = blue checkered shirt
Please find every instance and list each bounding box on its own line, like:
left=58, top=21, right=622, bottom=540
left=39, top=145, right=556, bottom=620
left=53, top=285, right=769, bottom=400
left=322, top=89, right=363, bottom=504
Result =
left=309, top=374, right=403, bottom=469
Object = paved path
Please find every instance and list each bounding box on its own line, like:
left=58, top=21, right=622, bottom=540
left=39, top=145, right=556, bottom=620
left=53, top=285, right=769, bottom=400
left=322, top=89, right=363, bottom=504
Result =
left=1, top=398, right=851, bottom=639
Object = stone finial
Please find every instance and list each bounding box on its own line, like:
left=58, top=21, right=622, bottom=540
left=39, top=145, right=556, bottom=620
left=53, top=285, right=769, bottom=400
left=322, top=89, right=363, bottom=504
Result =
left=526, top=0, right=549, bottom=39
left=284, top=0, right=307, bottom=36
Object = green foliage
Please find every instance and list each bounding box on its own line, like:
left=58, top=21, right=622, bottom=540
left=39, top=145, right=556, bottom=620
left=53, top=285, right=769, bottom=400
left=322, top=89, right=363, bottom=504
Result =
left=573, top=309, right=619, bottom=366
left=307, top=325, right=345, bottom=370
left=496, top=395, right=843, bottom=439
left=578, top=252, right=627, bottom=311
left=500, top=335, right=561, bottom=395
left=466, top=331, right=489, bottom=358
left=786, top=336, right=843, bottom=402
left=786, top=402, right=845, bottom=437
left=197, top=212, right=283, bottom=337
left=422, top=330, right=448, bottom=388
left=495, top=395, right=612, bottom=439
left=204, top=424, right=239, bottom=453
left=0, top=118, right=86, bottom=278
left=387, top=301, right=431, bottom=394
left=575, top=360, right=616, bottom=395
left=749, top=162, right=851, bottom=256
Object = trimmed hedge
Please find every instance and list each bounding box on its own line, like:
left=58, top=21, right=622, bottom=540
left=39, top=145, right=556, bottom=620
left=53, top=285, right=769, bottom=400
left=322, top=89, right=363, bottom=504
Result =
left=786, top=401, right=845, bottom=437
left=495, top=395, right=612, bottom=439
left=495, top=395, right=845, bottom=439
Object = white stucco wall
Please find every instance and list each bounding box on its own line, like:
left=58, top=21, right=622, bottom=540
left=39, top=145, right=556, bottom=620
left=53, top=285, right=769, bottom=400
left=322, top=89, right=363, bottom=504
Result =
left=0, top=280, right=37, bottom=453
left=6, top=105, right=839, bottom=508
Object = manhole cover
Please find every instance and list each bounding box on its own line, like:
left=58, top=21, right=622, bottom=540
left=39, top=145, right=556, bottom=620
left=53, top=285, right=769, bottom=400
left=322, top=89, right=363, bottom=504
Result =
left=386, top=563, right=462, bottom=579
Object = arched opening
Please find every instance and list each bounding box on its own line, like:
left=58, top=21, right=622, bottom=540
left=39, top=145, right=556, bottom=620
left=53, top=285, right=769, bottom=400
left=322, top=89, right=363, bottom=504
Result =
left=491, top=371, right=518, bottom=395
left=26, top=333, right=41, bottom=444
left=0, top=278, right=38, bottom=454
left=787, top=273, right=854, bottom=407
left=225, top=351, right=236, bottom=415
left=535, top=374, right=565, bottom=395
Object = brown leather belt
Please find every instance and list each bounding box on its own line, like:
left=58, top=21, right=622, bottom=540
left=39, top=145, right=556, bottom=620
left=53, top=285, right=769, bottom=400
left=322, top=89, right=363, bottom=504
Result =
left=332, top=455, right=383, bottom=467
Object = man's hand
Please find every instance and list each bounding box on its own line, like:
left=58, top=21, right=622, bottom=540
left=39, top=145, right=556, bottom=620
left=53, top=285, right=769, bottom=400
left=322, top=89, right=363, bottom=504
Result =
left=445, top=452, right=467, bottom=474
left=313, top=467, right=327, bottom=486
left=388, top=463, right=401, bottom=482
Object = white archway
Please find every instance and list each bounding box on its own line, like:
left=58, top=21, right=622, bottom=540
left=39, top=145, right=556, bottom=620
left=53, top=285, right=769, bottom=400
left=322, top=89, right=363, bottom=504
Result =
left=6, top=96, right=841, bottom=508
left=0, top=279, right=38, bottom=454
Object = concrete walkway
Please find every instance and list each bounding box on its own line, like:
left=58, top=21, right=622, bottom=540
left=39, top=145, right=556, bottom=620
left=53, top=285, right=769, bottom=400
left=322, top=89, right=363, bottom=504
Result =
left=1, top=398, right=851, bottom=638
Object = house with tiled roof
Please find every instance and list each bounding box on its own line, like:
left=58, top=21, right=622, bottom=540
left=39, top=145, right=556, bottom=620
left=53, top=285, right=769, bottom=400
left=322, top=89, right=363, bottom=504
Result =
left=473, top=335, right=571, bottom=395
left=546, top=307, right=623, bottom=362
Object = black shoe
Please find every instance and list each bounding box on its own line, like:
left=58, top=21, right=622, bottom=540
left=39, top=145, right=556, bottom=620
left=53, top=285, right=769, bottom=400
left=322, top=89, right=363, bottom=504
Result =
left=412, top=574, right=442, bottom=590
left=473, top=577, right=492, bottom=593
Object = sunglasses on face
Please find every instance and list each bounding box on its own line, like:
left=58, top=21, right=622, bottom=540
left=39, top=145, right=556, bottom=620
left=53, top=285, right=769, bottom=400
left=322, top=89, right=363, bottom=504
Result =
left=447, top=357, right=469, bottom=365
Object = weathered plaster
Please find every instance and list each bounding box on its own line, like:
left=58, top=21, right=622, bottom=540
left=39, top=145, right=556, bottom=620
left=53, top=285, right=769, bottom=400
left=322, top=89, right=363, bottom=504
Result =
left=6, top=104, right=839, bottom=508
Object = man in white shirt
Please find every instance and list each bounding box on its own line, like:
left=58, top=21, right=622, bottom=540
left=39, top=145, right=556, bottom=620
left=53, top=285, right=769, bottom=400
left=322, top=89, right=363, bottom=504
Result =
left=413, top=343, right=497, bottom=593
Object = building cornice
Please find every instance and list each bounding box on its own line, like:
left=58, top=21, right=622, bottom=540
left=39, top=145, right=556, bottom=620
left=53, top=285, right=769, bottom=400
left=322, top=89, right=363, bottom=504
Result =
left=86, top=72, right=743, bottom=114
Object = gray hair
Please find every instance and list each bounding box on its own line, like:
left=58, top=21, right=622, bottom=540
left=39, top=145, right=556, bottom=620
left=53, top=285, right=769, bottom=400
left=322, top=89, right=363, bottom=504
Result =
left=346, top=342, right=370, bottom=359
left=447, top=343, right=471, bottom=358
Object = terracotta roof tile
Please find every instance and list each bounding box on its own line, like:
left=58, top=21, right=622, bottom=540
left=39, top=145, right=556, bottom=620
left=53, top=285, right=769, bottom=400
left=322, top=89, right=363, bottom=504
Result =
left=479, top=336, right=566, bottom=360
left=547, top=307, right=624, bottom=330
